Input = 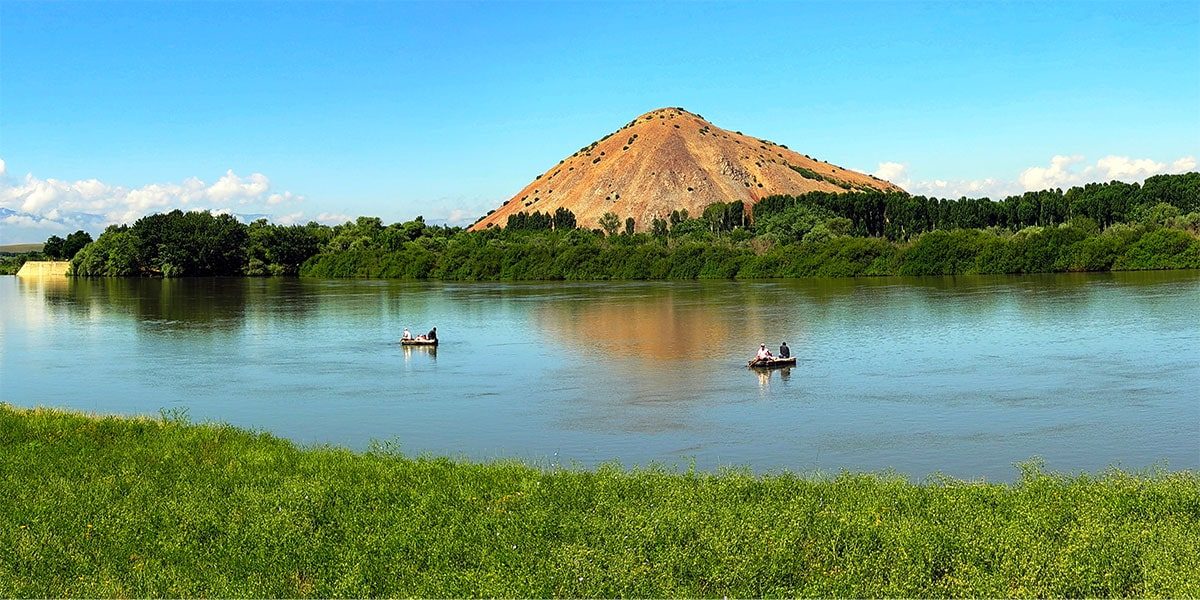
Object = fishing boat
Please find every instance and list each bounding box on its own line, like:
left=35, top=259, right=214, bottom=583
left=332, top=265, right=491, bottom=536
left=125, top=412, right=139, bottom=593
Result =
left=747, top=356, right=796, bottom=369
left=401, top=338, right=438, bottom=347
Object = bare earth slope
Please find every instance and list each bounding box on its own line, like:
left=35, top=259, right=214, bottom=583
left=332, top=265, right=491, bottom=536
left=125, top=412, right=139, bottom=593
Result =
left=470, top=107, right=904, bottom=232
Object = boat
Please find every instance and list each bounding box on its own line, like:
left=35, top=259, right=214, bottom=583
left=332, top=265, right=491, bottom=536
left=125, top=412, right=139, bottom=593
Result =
left=401, top=338, right=438, bottom=347
left=747, top=356, right=796, bottom=369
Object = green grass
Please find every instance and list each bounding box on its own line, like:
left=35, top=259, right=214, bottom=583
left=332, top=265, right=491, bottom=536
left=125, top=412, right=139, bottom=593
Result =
left=1, top=404, right=1197, bottom=597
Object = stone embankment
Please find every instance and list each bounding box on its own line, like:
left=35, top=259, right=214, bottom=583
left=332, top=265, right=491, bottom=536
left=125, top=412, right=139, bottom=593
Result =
left=16, top=261, right=71, bottom=277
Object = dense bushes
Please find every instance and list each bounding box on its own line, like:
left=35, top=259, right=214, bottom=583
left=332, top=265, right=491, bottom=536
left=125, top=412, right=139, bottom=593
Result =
left=0, top=253, right=41, bottom=275
left=296, top=221, right=1200, bottom=280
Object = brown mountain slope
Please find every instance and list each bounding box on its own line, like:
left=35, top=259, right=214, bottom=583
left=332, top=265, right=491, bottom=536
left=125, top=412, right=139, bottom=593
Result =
left=470, top=107, right=904, bottom=232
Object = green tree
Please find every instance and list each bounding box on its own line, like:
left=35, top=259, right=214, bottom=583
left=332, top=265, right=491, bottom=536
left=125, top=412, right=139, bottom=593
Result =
left=651, top=218, right=668, bottom=238
left=62, top=230, right=94, bottom=259
left=598, top=212, right=621, bottom=237
left=71, top=227, right=142, bottom=276
left=246, top=220, right=322, bottom=275
left=43, top=235, right=66, bottom=259
left=129, top=210, right=249, bottom=276
left=552, top=207, right=576, bottom=230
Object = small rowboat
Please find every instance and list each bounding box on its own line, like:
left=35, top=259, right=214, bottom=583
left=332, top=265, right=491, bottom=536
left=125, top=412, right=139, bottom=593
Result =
left=401, top=338, right=438, bottom=346
left=747, top=356, right=796, bottom=369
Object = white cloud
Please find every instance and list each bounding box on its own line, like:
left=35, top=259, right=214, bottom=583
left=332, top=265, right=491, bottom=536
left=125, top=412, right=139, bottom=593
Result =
left=1088, top=156, right=1165, bottom=181
left=0, top=158, right=306, bottom=241
left=1017, top=155, right=1085, bottom=191
left=207, top=170, right=270, bottom=202
left=315, top=212, right=352, bottom=224
left=445, top=209, right=471, bottom=226
left=276, top=211, right=306, bottom=225
left=873, top=161, right=909, bottom=184
left=1079, top=155, right=1196, bottom=183
left=267, top=191, right=299, bottom=205
left=871, top=161, right=1014, bottom=198
left=4, top=213, right=66, bottom=230
left=1170, top=156, right=1198, bottom=173
left=875, top=154, right=1197, bottom=199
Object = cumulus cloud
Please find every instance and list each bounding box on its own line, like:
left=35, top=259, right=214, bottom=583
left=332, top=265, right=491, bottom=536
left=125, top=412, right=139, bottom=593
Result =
left=1017, top=154, right=1197, bottom=192
left=208, top=170, right=269, bottom=202
left=0, top=158, right=306, bottom=240
left=873, top=162, right=909, bottom=184
left=267, top=191, right=299, bottom=205
left=315, top=212, right=353, bottom=225
left=1017, top=155, right=1085, bottom=191
left=875, top=154, right=1197, bottom=199
left=873, top=161, right=1015, bottom=198
left=275, top=211, right=306, bottom=225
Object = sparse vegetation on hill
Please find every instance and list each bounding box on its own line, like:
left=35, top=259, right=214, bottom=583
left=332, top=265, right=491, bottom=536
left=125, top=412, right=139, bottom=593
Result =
left=468, top=108, right=901, bottom=232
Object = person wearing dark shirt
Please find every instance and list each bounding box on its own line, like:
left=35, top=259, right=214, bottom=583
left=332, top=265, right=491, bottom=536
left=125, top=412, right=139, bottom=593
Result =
left=427, top=327, right=437, bottom=341
left=779, top=342, right=790, bottom=358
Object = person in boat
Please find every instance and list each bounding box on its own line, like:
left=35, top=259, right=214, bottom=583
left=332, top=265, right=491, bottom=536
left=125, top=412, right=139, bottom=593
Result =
left=779, top=342, right=790, bottom=359
left=756, top=344, right=773, bottom=361
left=426, top=327, right=437, bottom=342
left=402, top=328, right=413, bottom=340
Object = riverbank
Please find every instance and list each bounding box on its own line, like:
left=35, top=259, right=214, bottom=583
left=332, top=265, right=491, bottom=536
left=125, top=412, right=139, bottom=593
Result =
left=1, top=405, right=1196, bottom=597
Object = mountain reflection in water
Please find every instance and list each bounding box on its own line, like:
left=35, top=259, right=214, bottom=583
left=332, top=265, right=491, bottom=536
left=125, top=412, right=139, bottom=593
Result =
left=4, top=271, right=1197, bottom=480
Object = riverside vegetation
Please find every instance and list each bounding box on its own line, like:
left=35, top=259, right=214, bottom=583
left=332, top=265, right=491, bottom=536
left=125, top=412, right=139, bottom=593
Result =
left=58, top=172, right=1200, bottom=279
left=0, top=232, right=92, bottom=275
left=2, top=405, right=1197, bottom=597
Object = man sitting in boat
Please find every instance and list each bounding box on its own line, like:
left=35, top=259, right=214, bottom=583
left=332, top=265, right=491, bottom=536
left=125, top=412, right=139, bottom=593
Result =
left=426, top=327, right=437, bottom=342
left=402, top=328, right=413, bottom=340
left=756, top=344, right=773, bottom=360
left=779, top=342, right=790, bottom=358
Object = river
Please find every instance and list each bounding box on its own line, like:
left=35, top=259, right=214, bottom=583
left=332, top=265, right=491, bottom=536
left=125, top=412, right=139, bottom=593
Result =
left=2, top=272, right=1197, bottom=481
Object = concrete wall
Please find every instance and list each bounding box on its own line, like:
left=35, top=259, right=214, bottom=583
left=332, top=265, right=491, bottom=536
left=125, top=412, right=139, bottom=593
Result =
left=16, top=261, right=71, bottom=277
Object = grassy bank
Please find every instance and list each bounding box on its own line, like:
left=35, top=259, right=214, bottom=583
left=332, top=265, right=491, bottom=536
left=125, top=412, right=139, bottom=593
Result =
left=1, top=405, right=1197, bottom=597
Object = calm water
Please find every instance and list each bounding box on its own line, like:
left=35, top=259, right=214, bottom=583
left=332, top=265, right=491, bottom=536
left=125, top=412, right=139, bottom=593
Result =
left=2, top=272, right=1197, bottom=481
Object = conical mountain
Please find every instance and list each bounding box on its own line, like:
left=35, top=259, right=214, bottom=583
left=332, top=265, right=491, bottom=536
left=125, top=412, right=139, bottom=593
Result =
left=469, top=107, right=904, bottom=232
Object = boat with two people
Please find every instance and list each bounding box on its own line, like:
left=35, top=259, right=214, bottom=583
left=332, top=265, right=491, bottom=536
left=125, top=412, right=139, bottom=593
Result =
left=747, top=342, right=796, bottom=369
left=401, top=326, right=439, bottom=347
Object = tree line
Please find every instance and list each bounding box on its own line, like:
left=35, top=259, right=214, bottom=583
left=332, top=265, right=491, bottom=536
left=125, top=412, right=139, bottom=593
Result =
left=57, top=173, right=1200, bottom=279
left=753, top=172, right=1200, bottom=240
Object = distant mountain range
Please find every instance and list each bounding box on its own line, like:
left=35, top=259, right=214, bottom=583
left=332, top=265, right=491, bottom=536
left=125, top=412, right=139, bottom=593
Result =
left=470, top=107, right=903, bottom=232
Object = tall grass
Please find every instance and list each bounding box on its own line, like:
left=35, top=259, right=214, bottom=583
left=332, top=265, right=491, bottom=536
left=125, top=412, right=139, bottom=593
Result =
left=1, top=404, right=1196, bottom=597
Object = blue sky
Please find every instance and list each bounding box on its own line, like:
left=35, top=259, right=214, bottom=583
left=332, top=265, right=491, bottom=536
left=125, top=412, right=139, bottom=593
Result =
left=2, top=0, right=1198, bottom=241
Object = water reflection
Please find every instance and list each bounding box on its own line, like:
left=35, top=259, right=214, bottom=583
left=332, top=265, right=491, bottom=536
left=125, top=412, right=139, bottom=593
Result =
left=401, top=344, right=437, bottom=362
left=4, top=271, right=1197, bottom=480
left=530, top=282, right=805, bottom=360
left=15, top=277, right=324, bottom=332
left=753, top=366, right=793, bottom=393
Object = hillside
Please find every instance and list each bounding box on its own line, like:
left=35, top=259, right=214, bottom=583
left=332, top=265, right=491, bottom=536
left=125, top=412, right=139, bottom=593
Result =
left=470, top=107, right=904, bottom=232
left=0, top=243, right=44, bottom=254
